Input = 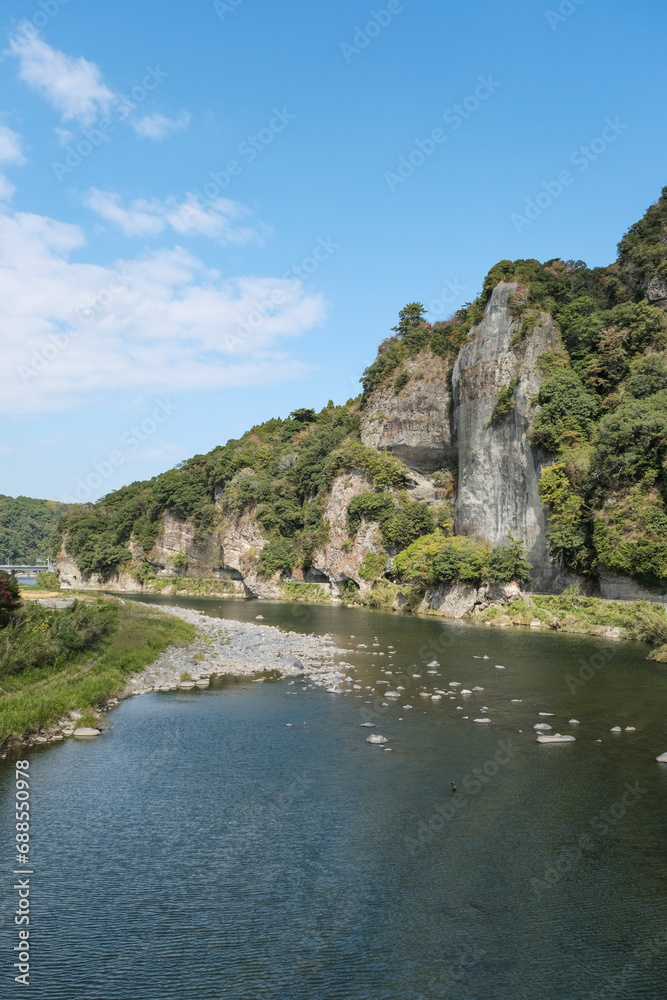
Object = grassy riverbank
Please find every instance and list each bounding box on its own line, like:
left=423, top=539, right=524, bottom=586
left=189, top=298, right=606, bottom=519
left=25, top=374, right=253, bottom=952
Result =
left=0, top=596, right=195, bottom=747
left=479, top=592, right=667, bottom=645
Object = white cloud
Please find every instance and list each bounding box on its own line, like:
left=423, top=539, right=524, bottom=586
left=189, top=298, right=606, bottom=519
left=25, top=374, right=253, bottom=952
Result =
left=8, top=27, right=115, bottom=126
left=84, top=188, right=268, bottom=244
left=0, top=174, right=16, bottom=201
left=0, top=124, right=25, bottom=165
left=130, top=111, right=190, bottom=140
left=7, top=25, right=189, bottom=141
left=84, top=189, right=164, bottom=237
left=0, top=124, right=25, bottom=202
left=0, top=208, right=326, bottom=414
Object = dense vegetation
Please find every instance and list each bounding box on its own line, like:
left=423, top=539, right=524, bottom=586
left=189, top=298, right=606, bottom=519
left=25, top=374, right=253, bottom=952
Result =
left=0, top=494, right=67, bottom=563
left=393, top=532, right=532, bottom=588
left=56, top=400, right=425, bottom=582
left=0, top=598, right=195, bottom=744
left=27, top=186, right=667, bottom=595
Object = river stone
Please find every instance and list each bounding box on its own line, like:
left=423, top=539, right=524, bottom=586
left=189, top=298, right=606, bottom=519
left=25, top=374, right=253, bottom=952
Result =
left=73, top=727, right=101, bottom=737
left=195, top=679, right=210, bottom=688
left=656, top=752, right=667, bottom=763
left=473, top=718, right=491, bottom=723
left=179, top=682, right=196, bottom=690
left=534, top=723, right=552, bottom=731
left=360, top=723, right=375, bottom=728
left=366, top=734, right=388, bottom=745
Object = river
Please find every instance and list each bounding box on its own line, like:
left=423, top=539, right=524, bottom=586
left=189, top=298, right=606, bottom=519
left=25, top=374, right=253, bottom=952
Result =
left=1, top=596, right=666, bottom=998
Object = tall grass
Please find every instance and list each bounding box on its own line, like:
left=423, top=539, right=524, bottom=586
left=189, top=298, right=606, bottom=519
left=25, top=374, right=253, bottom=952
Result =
left=0, top=600, right=195, bottom=744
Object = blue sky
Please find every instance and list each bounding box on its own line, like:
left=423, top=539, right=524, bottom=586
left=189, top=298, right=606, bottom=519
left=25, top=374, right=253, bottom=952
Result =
left=1, top=0, right=666, bottom=503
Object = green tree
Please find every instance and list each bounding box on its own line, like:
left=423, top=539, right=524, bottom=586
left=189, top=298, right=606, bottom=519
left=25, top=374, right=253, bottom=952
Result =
left=487, top=533, right=532, bottom=585
left=0, top=572, right=21, bottom=628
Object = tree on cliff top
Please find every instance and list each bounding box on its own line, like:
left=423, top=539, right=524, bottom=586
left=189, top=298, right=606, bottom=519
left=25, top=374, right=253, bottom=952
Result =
left=392, top=302, right=427, bottom=338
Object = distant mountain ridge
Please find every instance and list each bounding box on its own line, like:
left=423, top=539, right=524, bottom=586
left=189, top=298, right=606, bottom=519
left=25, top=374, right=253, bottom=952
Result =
left=0, top=495, right=68, bottom=563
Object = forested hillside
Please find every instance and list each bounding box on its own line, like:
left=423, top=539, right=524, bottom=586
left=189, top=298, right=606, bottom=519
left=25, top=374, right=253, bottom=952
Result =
left=49, top=187, right=667, bottom=596
left=0, top=495, right=67, bottom=563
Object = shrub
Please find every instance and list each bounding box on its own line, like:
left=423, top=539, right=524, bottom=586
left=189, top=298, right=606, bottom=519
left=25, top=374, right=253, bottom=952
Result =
left=359, top=552, right=387, bottom=581
left=347, top=492, right=396, bottom=533
left=430, top=537, right=490, bottom=586
left=538, top=463, right=590, bottom=572
left=0, top=599, right=117, bottom=676
left=0, top=572, right=21, bottom=628
left=487, top=533, right=532, bottom=585
left=490, top=380, right=517, bottom=424
left=626, top=602, right=667, bottom=643
left=258, top=538, right=297, bottom=577
left=531, top=369, right=599, bottom=451
left=394, top=370, right=410, bottom=394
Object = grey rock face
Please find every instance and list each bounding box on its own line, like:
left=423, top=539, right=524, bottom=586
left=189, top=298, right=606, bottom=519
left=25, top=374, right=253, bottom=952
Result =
left=645, top=274, right=667, bottom=309
left=599, top=570, right=667, bottom=602
left=452, top=283, right=563, bottom=591
left=361, top=352, right=454, bottom=472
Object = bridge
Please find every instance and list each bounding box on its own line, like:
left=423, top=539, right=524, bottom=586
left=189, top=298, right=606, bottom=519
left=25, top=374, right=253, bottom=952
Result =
left=0, top=561, right=55, bottom=578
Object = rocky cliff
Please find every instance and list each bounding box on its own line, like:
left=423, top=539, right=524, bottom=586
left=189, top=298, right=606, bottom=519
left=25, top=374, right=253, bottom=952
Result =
left=360, top=352, right=454, bottom=473
left=53, top=188, right=667, bottom=608
left=452, top=283, right=563, bottom=590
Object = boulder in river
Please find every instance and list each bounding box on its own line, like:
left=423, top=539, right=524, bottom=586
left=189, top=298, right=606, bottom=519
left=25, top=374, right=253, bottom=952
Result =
left=366, top=734, right=388, bottom=745
left=656, top=751, right=667, bottom=763
left=537, top=733, right=575, bottom=743
left=73, top=727, right=101, bottom=738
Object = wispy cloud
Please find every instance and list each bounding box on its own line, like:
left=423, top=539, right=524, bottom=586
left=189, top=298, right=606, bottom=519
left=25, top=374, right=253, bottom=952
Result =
left=84, top=188, right=269, bottom=244
left=130, top=111, right=190, bottom=140
left=7, top=25, right=189, bottom=141
left=0, top=206, right=325, bottom=414
left=0, top=124, right=26, bottom=165
left=0, top=124, right=26, bottom=201
left=8, top=28, right=115, bottom=126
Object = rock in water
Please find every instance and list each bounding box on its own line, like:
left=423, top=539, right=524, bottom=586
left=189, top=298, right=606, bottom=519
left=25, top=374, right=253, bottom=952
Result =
left=533, top=723, right=552, bottom=731
left=536, top=733, right=575, bottom=744
left=366, top=734, right=388, bottom=745
left=73, top=727, right=100, bottom=738
left=656, top=751, right=667, bottom=763
left=360, top=722, right=376, bottom=728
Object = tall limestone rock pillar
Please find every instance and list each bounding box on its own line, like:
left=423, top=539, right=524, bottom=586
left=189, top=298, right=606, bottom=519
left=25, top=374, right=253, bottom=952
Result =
left=452, top=282, right=562, bottom=591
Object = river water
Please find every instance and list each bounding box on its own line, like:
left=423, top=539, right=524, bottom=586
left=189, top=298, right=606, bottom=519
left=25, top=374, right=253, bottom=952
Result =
left=1, top=596, right=667, bottom=999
